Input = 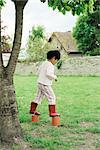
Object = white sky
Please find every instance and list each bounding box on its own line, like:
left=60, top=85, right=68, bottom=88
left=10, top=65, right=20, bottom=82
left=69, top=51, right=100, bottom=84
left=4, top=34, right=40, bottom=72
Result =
left=1, top=0, right=77, bottom=48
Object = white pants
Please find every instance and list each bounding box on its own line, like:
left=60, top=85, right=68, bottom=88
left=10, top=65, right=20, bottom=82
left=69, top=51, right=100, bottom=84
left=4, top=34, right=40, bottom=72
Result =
left=33, top=83, right=56, bottom=105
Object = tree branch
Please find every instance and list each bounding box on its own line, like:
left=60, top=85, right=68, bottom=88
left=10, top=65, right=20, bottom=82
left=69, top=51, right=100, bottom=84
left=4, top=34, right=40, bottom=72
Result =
left=7, top=1, right=28, bottom=76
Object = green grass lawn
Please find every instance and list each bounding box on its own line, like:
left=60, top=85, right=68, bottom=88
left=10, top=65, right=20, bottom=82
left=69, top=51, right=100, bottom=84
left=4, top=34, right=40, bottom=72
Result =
left=14, top=75, right=100, bottom=150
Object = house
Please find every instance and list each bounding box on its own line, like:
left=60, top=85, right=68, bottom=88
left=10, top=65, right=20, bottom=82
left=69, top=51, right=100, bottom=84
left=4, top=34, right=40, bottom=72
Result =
left=48, top=31, right=82, bottom=57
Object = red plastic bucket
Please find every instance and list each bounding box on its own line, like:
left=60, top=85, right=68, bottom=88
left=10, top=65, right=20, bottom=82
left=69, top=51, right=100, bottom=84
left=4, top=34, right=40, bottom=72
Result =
left=52, top=116, right=60, bottom=126
left=32, top=115, right=39, bottom=122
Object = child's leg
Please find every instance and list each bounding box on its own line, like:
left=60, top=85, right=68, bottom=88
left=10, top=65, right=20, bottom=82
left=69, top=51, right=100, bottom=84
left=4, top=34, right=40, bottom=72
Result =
left=33, top=83, right=44, bottom=104
left=42, top=85, right=60, bottom=117
left=43, top=85, right=56, bottom=105
left=30, top=84, right=44, bottom=114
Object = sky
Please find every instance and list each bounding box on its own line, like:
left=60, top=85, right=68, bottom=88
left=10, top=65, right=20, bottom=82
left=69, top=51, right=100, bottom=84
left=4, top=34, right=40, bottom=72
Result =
left=1, top=0, right=77, bottom=48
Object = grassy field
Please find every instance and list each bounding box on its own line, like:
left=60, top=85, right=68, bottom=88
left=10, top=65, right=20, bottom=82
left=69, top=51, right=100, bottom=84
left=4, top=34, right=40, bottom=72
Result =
left=14, top=75, right=100, bottom=150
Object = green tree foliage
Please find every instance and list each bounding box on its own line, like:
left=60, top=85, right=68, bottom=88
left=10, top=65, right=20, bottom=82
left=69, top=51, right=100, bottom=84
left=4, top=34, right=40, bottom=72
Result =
left=41, top=0, right=96, bottom=15
left=26, top=25, right=48, bottom=62
left=29, top=25, right=45, bottom=40
left=73, top=0, right=100, bottom=55
left=0, top=0, right=6, bottom=7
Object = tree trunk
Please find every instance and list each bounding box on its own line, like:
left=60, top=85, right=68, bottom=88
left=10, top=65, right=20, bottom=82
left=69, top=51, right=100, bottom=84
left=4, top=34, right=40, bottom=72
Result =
left=0, top=74, right=22, bottom=143
left=0, top=0, right=28, bottom=144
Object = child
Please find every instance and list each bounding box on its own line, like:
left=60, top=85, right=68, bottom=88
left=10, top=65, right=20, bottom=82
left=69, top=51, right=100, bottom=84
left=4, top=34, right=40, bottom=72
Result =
left=30, top=50, right=60, bottom=117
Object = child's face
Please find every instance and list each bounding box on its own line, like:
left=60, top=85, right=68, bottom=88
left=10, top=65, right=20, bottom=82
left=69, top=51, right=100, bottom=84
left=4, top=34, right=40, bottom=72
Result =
left=50, top=57, right=58, bottom=65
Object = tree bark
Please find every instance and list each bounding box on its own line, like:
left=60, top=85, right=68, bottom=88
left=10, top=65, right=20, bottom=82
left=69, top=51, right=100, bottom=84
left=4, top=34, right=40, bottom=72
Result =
left=0, top=0, right=28, bottom=144
left=0, top=8, right=3, bottom=72
left=0, top=75, right=22, bottom=143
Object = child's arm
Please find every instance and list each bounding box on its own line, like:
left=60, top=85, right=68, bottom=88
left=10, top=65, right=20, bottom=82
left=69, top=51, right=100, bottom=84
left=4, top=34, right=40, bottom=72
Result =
left=46, top=67, right=57, bottom=80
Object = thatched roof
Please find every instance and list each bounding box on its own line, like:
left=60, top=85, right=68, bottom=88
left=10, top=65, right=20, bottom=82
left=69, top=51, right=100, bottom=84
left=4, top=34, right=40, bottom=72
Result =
left=49, top=31, right=77, bottom=53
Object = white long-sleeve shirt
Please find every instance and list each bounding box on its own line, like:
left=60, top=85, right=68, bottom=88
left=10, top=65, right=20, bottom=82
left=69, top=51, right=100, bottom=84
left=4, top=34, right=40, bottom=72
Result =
left=37, top=60, right=57, bottom=85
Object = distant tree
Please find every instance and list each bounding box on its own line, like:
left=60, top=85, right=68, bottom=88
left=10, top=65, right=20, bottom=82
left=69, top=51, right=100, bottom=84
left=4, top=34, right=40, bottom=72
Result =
left=26, top=25, right=48, bottom=62
left=1, top=35, right=11, bottom=52
left=73, top=0, right=100, bottom=55
left=29, top=25, right=45, bottom=40
left=1, top=25, right=11, bottom=52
